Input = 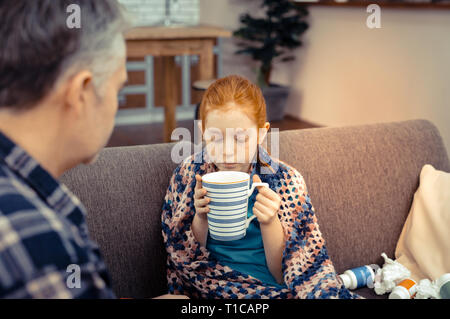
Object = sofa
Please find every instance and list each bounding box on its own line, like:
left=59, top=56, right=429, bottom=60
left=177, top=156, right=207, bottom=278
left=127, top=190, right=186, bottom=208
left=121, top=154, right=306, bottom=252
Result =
left=60, top=119, right=450, bottom=299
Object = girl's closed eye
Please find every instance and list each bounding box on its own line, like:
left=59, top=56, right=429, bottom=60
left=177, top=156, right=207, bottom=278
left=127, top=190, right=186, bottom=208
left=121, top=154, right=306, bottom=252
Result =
left=235, top=133, right=249, bottom=143
left=213, top=135, right=223, bottom=143
left=235, top=129, right=250, bottom=143
left=205, top=128, right=223, bottom=143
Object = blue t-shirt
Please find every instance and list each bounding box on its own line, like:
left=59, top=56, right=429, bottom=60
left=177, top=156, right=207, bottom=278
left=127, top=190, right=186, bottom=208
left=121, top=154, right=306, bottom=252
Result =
left=206, top=192, right=286, bottom=288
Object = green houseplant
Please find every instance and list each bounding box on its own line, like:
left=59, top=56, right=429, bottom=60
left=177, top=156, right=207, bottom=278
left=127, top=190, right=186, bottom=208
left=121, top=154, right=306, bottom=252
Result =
left=233, top=0, right=309, bottom=121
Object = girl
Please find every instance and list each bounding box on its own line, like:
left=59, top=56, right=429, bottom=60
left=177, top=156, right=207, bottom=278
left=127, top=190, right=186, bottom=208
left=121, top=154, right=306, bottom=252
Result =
left=161, top=75, right=360, bottom=299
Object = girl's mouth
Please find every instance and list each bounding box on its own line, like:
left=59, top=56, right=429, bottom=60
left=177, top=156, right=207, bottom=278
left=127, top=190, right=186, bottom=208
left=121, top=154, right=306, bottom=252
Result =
left=223, top=163, right=237, bottom=169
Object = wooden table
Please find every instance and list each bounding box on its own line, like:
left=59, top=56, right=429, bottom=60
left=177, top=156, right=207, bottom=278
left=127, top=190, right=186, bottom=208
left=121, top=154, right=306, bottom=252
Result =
left=125, top=25, right=232, bottom=142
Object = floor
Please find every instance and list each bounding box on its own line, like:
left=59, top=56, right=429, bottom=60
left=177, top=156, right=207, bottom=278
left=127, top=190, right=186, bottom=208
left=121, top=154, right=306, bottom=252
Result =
left=107, top=115, right=320, bottom=147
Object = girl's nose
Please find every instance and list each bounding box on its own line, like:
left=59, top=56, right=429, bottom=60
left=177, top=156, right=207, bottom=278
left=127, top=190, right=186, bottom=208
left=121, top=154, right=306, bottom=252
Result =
left=224, top=138, right=235, bottom=158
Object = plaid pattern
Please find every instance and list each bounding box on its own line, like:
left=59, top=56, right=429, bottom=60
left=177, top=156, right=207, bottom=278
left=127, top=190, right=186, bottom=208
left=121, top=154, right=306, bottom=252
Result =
left=0, top=131, right=115, bottom=299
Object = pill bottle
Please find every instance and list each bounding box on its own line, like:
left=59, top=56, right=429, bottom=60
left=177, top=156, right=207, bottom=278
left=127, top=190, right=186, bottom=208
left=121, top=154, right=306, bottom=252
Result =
left=339, top=264, right=380, bottom=290
left=389, top=279, right=417, bottom=299
left=436, top=273, right=450, bottom=299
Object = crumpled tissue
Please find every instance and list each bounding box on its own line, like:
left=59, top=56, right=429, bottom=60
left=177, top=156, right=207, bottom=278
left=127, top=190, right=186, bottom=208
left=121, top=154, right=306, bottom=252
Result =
left=415, top=279, right=440, bottom=299
left=374, top=253, right=411, bottom=295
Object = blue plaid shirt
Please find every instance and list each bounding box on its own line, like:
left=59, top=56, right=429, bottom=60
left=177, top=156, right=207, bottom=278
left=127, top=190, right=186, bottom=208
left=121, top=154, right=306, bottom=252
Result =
left=0, top=131, right=115, bottom=298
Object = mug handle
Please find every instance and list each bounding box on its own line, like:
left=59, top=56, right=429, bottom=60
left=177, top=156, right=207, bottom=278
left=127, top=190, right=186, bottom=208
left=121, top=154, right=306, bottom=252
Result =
left=245, top=182, right=269, bottom=229
left=245, top=215, right=257, bottom=229
left=247, top=182, right=269, bottom=198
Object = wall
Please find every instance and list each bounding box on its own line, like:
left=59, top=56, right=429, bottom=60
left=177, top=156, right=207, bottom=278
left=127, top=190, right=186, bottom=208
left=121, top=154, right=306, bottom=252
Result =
left=119, top=0, right=199, bottom=26
left=199, top=2, right=450, bottom=158
left=278, top=7, right=450, bottom=158
left=199, top=0, right=262, bottom=82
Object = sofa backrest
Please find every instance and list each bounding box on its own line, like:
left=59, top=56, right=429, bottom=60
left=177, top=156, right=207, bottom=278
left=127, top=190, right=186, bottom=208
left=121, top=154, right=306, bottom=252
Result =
left=60, top=119, right=450, bottom=298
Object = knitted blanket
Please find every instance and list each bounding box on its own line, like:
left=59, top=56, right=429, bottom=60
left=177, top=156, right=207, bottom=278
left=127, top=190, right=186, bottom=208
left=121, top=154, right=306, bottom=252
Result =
left=161, top=145, right=361, bottom=299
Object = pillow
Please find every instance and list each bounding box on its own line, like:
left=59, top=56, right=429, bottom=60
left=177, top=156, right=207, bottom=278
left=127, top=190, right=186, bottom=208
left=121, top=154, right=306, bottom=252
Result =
left=395, top=164, right=450, bottom=282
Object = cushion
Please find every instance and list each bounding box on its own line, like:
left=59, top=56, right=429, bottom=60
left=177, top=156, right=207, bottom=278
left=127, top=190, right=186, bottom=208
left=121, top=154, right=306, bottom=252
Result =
left=395, top=164, right=450, bottom=281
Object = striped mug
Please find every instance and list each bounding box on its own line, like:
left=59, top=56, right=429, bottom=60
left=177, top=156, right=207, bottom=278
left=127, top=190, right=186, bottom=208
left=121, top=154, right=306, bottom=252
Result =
left=202, top=171, right=269, bottom=241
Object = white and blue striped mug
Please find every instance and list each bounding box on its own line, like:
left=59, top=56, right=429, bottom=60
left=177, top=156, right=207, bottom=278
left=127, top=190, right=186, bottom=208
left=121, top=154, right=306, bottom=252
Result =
left=202, top=171, right=269, bottom=241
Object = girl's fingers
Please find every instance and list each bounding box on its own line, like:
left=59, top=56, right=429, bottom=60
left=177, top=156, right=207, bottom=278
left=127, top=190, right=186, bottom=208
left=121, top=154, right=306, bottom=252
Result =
left=194, top=188, right=207, bottom=199
left=257, top=186, right=280, bottom=202
left=195, top=206, right=210, bottom=215
left=253, top=175, right=279, bottom=201
left=255, top=193, right=279, bottom=211
left=253, top=206, right=269, bottom=224
left=253, top=201, right=274, bottom=219
left=195, top=197, right=210, bottom=208
left=195, top=174, right=203, bottom=190
left=194, top=175, right=210, bottom=215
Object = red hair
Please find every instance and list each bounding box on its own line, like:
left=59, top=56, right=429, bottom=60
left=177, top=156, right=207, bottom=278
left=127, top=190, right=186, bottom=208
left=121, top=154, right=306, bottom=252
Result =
left=199, top=75, right=267, bottom=131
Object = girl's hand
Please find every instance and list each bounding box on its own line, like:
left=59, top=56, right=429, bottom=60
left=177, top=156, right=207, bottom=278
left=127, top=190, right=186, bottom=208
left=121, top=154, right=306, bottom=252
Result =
left=252, top=174, right=282, bottom=225
left=194, top=174, right=210, bottom=219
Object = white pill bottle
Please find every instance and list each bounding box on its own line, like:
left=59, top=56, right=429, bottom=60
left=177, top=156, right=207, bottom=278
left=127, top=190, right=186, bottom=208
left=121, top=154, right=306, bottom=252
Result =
left=389, top=279, right=417, bottom=299
left=339, top=264, right=380, bottom=290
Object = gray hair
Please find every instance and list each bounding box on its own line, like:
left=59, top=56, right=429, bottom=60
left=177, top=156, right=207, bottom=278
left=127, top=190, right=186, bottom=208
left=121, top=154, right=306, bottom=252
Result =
left=0, top=0, right=131, bottom=109
left=62, top=1, right=131, bottom=93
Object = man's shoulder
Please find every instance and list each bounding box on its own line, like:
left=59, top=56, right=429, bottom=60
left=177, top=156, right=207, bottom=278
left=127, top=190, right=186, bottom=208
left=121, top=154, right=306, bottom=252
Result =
left=0, top=165, right=84, bottom=297
left=0, top=164, right=68, bottom=254
left=0, top=164, right=49, bottom=219
left=0, top=165, right=114, bottom=299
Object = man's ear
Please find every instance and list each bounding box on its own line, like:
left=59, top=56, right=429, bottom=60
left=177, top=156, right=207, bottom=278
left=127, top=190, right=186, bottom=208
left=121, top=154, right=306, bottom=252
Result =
left=258, top=122, right=271, bottom=144
left=65, top=70, right=94, bottom=116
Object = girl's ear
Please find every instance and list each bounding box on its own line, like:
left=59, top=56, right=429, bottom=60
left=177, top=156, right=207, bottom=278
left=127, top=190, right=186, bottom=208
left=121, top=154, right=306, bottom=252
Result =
left=258, top=122, right=271, bottom=144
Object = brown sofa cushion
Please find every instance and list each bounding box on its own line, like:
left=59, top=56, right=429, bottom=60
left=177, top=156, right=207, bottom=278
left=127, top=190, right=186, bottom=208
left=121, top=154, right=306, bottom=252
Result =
left=61, top=119, right=450, bottom=298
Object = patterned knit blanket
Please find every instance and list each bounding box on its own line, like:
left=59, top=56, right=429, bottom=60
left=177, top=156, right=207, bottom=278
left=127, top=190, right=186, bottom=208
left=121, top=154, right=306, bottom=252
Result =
left=161, top=146, right=361, bottom=299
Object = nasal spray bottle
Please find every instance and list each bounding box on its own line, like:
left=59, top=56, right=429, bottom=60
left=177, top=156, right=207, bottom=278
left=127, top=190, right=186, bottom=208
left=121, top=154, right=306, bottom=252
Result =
left=339, top=264, right=380, bottom=290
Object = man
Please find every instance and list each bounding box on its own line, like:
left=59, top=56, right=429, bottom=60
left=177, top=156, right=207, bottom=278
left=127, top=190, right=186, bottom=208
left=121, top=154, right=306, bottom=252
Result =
left=0, top=0, right=185, bottom=299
